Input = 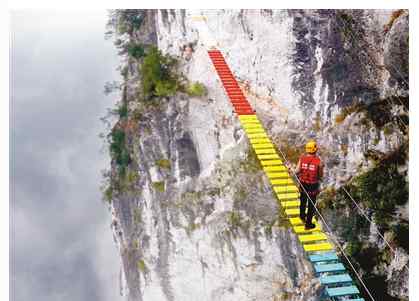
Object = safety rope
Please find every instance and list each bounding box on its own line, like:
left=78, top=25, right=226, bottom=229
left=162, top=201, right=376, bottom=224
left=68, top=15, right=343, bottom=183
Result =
left=341, top=186, right=409, bottom=271
left=276, top=147, right=377, bottom=301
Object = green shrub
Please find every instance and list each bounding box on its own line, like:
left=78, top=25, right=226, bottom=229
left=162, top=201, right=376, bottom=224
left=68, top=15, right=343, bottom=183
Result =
left=391, top=222, right=409, bottom=251
left=228, top=211, right=242, bottom=228
left=156, top=159, right=171, bottom=170
left=127, top=42, right=145, bottom=59
left=103, top=185, right=113, bottom=204
left=141, top=47, right=179, bottom=100
left=152, top=181, right=165, bottom=192
left=137, top=259, right=146, bottom=272
left=118, top=103, right=128, bottom=118
left=109, top=128, right=131, bottom=176
left=346, top=241, right=362, bottom=257
left=155, top=80, right=178, bottom=97
left=186, top=82, right=207, bottom=97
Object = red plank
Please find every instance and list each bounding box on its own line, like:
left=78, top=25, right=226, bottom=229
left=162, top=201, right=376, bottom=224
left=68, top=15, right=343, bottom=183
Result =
left=236, top=110, right=255, bottom=115
left=233, top=105, right=252, bottom=110
left=230, top=101, right=250, bottom=105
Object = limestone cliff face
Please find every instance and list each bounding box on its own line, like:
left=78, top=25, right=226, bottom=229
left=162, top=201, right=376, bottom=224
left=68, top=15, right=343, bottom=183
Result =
left=105, top=9, right=408, bottom=301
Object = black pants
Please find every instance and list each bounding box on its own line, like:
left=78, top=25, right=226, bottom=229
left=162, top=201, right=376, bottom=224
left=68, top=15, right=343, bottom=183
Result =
left=299, top=182, right=319, bottom=225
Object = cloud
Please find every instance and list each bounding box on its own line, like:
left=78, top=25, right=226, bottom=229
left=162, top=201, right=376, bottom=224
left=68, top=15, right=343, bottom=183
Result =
left=10, top=10, right=123, bottom=301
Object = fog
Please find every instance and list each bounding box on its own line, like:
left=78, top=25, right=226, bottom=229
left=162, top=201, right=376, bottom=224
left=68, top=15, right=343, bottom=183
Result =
left=10, top=10, right=123, bottom=301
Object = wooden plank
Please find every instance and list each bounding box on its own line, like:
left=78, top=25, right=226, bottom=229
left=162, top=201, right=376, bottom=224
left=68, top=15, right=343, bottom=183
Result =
left=266, top=172, right=289, bottom=179
left=249, top=138, right=271, bottom=144
left=260, top=159, right=283, bottom=166
left=280, top=200, right=300, bottom=208
left=247, top=133, right=269, bottom=139
left=270, top=178, right=294, bottom=186
left=245, top=127, right=266, bottom=133
left=254, top=148, right=276, bottom=155
left=257, top=153, right=280, bottom=160
left=263, top=165, right=287, bottom=172
left=293, top=224, right=321, bottom=234
left=276, top=192, right=300, bottom=201
left=320, top=274, right=352, bottom=285
left=273, top=186, right=299, bottom=193
left=252, top=143, right=275, bottom=149
left=298, top=233, right=328, bottom=243
left=308, top=252, right=338, bottom=263
left=326, top=286, right=360, bottom=297
left=303, top=243, right=333, bottom=252
left=314, top=263, right=345, bottom=273
left=284, top=208, right=300, bottom=216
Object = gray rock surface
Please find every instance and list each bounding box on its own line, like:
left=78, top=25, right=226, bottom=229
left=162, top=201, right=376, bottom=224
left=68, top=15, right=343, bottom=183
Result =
left=106, top=9, right=408, bottom=301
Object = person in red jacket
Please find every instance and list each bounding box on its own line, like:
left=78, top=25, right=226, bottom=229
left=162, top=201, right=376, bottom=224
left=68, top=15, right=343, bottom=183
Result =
left=295, top=140, right=324, bottom=230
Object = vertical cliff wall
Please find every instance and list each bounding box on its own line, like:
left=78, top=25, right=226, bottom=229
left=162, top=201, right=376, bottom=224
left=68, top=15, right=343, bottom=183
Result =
left=103, top=9, right=408, bottom=301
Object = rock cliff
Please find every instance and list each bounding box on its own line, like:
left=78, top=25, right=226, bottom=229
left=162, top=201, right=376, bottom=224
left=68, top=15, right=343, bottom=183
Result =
left=103, top=9, right=408, bottom=301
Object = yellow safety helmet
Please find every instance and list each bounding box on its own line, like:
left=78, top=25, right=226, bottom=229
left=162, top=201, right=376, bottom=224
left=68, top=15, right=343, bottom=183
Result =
left=305, top=140, right=317, bottom=154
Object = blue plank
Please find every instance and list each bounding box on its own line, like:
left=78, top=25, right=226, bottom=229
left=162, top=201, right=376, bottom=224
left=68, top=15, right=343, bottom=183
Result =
left=309, top=251, right=338, bottom=263
left=314, top=263, right=346, bottom=273
left=345, top=299, right=365, bottom=301
left=319, top=273, right=352, bottom=285
left=326, top=285, right=360, bottom=297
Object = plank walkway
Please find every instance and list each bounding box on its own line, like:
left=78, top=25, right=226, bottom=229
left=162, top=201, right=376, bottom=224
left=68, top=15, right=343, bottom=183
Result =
left=208, top=49, right=365, bottom=301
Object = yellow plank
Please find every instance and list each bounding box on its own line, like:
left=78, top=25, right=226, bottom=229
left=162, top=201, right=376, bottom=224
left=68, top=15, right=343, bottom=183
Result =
left=249, top=138, right=271, bottom=144
left=240, top=121, right=261, bottom=126
left=247, top=133, right=268, bottom=138
left=239, top=115, right=258, bottom=121
left=260, top=159, right=283, bottom=166
left=245, top=129, right=266, bottom=134
left=303, top=243, right=333, bottom=252
left=239, top=115, right=258, bottom=120
left=298, top=233, right=328, bottom=243
left=276, top=192, right=300, bottom=201
left=270, top=178, right=294, bottom=186
left=252, top=143, right=274, bottom=149
left=276, top=192, right=300, bottom=200
left=266, top=172, right=289, bottom=179
left=264, top=165, right=287, bottom=172
left=285, top=208, right=300, bottom=216
left=273, top=186, right=299, bottom=193
left=257, top=154, right=281, bottom=160
left=242, top=124, right=263, bottom=129
left=289, top=217, right=318, bottom=226
left=293, top=224, right=321, bottom=234
left=289, top=217, right=306, bottom=226
left=280, top=200, right=300, bottom=208
left=255, top=148, right=276, bottom=155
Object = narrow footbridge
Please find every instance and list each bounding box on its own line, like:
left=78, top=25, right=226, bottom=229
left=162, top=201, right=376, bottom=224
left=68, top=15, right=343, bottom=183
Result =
left=207, top=49, right=365, bottom=301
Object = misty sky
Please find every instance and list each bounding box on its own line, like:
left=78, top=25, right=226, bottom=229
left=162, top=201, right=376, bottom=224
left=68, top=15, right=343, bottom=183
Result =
left=10, top=10, right=124, bottom=301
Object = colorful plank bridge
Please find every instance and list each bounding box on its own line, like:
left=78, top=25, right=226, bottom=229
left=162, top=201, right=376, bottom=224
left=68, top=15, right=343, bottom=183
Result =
left=207, top=49, right=365, bottom=301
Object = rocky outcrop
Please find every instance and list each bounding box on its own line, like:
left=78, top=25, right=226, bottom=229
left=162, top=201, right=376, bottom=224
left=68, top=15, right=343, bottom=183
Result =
left=105, top=9, right=408, bottom=301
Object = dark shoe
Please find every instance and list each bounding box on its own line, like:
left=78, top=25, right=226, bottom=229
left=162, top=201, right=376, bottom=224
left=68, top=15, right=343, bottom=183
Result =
left=305, top=223, right=316, bottom=230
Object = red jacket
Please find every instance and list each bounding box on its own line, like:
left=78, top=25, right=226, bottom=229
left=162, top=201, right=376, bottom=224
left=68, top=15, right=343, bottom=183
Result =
left=298, top=154, right=322, bottom=184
